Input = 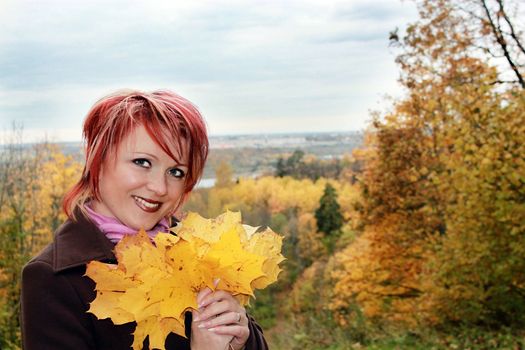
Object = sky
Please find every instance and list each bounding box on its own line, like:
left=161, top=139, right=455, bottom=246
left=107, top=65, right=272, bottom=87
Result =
left=0, top=0, right=418, bottom=142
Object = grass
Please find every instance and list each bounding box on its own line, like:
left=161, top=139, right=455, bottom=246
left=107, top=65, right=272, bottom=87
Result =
left=266, top=318, right=525, bottom=350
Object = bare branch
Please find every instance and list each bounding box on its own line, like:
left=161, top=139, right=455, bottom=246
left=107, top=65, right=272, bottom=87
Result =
left=456, top=3, right=486, bottom=22
left=496, top=0, right=525, bottom=55
left=489, top=79, right=521, bottom=85
left=471, top=43, right=502, bottom=57
left=479, top=0, right=525, bottom=88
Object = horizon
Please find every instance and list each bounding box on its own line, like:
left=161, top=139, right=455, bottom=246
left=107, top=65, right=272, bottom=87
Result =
left=0, top=128, right=365, bottom=146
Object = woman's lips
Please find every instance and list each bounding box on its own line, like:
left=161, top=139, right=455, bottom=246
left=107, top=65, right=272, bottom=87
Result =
left=133, top=195, right=161, bottom=213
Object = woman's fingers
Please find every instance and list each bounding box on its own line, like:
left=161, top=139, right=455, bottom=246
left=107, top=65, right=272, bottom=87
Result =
left=196, top=297, right=245, bottom=323
left=193, top=288, right=250, bottom=350
left=196, top=278, right=220, bottom=307
left=195, top=300, right=245, bottom=323
left=191, top=308, right=233, bottom=350
left=193, top=288, right=247, bottom=323
left=198, top=289, right=235, bottom=309
left=197, top=311, right=244, bottom=330
left=196, top=287, right=213, bottom=306
left=209, top=324, right=250, bottom=350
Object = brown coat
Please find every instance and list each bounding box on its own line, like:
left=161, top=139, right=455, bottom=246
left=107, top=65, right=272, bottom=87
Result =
left=21, top=213, right=269, bottom=350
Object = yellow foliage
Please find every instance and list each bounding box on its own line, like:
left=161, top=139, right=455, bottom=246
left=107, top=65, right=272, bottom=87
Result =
left=86, top=211, right=284, bottom=350
left=328, top=12, right=525, bottom=327
left=296, top=213, right=326, bottom=262
left=1, top=142, right=83, bottom=348
left=288, top=260, right=331, bottom=317
left=329, top=213, right=434, bottom=328
left=189, top=176, right=360, bottom=231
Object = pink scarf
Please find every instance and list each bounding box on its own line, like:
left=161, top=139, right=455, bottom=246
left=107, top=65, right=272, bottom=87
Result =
left=84, top=203, right=170, bottom=244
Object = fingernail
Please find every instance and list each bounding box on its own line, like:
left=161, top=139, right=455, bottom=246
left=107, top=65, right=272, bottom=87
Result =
left=208, top=327, right=216, bottom=332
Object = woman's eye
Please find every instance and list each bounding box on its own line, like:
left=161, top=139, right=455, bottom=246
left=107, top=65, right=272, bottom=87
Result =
left=168, top=167, right=185, bottom=179
left=133, top=158, right=151, bottom=168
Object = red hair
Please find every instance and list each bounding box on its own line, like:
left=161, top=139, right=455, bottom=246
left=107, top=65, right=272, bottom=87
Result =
left=63, top=89, right=209, bottom=220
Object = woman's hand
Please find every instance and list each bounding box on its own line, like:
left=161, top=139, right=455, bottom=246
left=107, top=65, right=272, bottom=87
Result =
left=191, top=286, right=250, bottom=350
left=190, top=307, right=231, bottom=350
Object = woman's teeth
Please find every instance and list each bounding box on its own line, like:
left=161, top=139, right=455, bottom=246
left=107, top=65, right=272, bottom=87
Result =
left=133, top=196, right=161, bottom=212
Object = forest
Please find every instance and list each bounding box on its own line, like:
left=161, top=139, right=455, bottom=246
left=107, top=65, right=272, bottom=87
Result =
left=1, top=0, right=525, bottom=349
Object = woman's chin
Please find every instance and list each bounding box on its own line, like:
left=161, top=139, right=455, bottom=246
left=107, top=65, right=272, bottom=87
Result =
left=125, top=220, right=156, bottom=232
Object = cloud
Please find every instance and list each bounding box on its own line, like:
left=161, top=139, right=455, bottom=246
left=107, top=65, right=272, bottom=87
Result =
left=0, top=0, right=418, bottom=141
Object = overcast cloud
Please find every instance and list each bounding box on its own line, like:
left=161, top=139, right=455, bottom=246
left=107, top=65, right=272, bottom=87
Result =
left=0, top=0, right=418, bottom=142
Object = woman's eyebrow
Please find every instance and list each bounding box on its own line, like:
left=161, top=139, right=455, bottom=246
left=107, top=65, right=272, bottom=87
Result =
left=132, top=151, right=189, bottom=167
left=132, top=151, right=159, bottom=160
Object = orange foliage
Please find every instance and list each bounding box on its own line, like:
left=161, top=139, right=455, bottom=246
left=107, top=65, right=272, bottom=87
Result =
left=330, top=0, right=525, bottom=329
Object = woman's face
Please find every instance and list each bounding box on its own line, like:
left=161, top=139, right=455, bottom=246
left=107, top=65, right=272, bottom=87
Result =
left=92, top=124, right=188, bottom=230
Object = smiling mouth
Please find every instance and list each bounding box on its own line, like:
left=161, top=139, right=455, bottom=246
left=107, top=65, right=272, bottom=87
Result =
left=133, top=196, right=162, bottom=213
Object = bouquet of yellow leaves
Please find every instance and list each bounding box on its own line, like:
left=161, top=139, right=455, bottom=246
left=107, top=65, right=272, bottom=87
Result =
left=85, top=211, right=284, bottom=350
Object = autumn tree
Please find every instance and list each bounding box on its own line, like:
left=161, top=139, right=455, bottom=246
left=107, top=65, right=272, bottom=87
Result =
left=275, top=150, right=344, bottom=180
left=0, top=129, right=46, bottom=348
left=459, top=0, right=524, bottom=87
left=296, top=213, right=326, bottom=267
left=275, top=150, right=304, bottom=178
left=214, top=160, right=234, bottom=188
left=396, top=0, right=525, bottom=327
left=0, top=130, right=82, bottom=348
left=330, top=0, right=525, bottom=329
left=390, top=0, right=524, bottom=90
left=330, top=124, right=439, bottom=327
left=428, top=88, right=525, bottom=326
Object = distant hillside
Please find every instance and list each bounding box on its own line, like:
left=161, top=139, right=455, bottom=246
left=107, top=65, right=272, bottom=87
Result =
left=204, top=131, right=363, bottom=180
left=2, top=131, right=364, bottom=181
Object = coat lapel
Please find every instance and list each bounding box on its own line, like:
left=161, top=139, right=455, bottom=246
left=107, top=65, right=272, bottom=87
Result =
left=52, top=212, right=116, bottom=273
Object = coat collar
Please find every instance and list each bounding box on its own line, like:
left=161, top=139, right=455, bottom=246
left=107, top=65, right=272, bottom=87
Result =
left=53, top=211, right=116, bottom=274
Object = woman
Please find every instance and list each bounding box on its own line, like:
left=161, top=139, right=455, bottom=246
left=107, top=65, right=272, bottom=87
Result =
left=21, top=90, right=268, bottom=350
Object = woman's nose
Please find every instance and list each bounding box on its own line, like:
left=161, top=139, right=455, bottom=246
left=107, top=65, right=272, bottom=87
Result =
left=146, top=170, right=168, bottom=196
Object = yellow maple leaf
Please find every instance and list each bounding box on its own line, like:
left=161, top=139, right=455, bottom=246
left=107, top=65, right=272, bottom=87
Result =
left=245, top=228, right=285, bottom=290
left=176, top=211, right=245, bottom=244
left=86, top=211, right=284, bottom=350
left=205, top=229, right=266, bottom=295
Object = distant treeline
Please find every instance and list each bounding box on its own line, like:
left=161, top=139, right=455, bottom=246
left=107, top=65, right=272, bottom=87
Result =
left=203, top=132, right=363, bottom=179
left=274, top=150, right=362, bottom=182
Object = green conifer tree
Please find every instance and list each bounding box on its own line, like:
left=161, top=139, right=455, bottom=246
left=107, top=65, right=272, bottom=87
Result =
left=315, top=183, right=343, bottom=236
